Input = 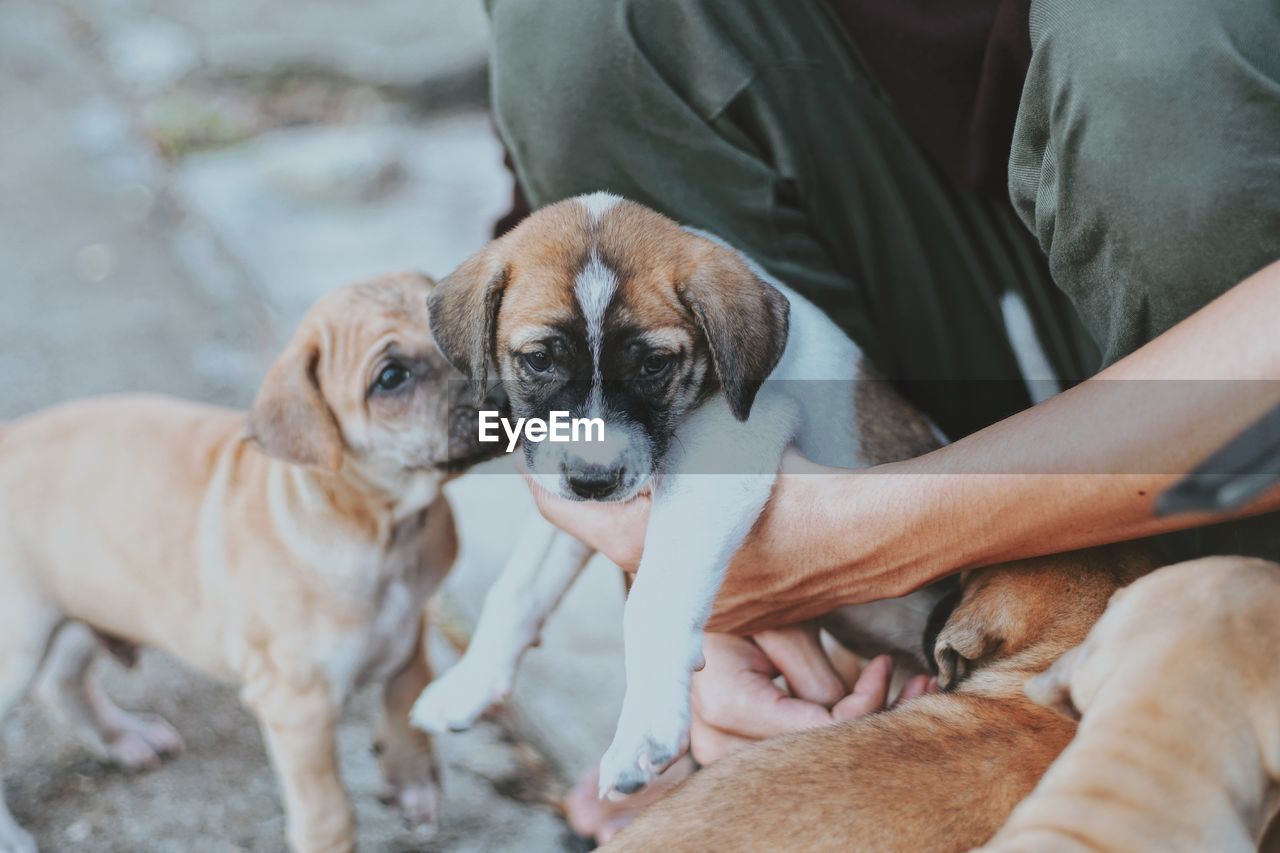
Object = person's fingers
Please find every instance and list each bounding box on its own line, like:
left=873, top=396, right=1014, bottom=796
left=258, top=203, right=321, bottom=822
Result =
left=831, top=655, right=893, bottom=721
left=824, top=637, right=865, bottom=690
left=566, top=757, right=695, bottom=842
left=753, top=625, right=847, bottom=707
left=692, top=635, right=835, bottom=740
left=565, top=766, right=606, bottom=838
left=689, top=718, right=757, bottom=765
left=694, top=673, right=836, bottom=740
left=522, top=473, right=650, bottom=571
left=893, top=674, right=932, bottom=707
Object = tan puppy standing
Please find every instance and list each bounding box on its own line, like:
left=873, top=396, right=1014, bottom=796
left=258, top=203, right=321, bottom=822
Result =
left=606, top=545, right=1154, bottom=853
left=980, top=556, right=1280, bottom=853
left=0, top=273, right=494, bottom=853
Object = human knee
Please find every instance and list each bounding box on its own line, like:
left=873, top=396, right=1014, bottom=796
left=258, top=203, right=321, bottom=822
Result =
left=488, top=0, right=652, bottom=200
left=1015, top=0, right=1280, bottom=355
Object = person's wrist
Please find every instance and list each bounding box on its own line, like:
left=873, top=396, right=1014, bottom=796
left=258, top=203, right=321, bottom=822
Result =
left=813, top=457, right=945, bottom=604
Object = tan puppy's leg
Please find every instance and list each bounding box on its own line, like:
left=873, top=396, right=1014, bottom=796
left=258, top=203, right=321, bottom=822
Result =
left=248, top=682, right=353, bottom=853
left=0, top=600, right=59, bottom=853
left=374, top=615, right=441, bottom=827
left=33, top=623, right=183, bottom=771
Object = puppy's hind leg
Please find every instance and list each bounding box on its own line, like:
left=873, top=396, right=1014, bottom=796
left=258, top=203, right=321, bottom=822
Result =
left=374, top=614, right=441, bottom=828
left=33, top=622, right=183, bottom=771
left=0, top=600, right=60, bottom=853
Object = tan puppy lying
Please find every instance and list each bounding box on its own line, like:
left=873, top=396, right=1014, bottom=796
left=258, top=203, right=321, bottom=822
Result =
left=605, top=545, right=1154, bottom=853
left=0, top=273, right=493, bottom=853
left=981, top=556, right=1280, bottom=853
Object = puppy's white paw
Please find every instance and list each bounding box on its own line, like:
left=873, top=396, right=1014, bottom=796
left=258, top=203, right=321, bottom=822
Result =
left=409, top=667, right=509, bottom=734
left=103, top=713, right=184, bottom=771
left=0, top=823, right=37, bottom=853
left=598, top=710, right=689, bottom=798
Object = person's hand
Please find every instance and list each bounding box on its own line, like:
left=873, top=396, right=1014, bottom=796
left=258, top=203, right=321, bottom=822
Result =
left=525, top=448, right=913, bottom=634
left=523, top=449, right=832, bottom=575
left=525, top=474, right=650, bottom=572
left=689, top=626, right=935, bottom=764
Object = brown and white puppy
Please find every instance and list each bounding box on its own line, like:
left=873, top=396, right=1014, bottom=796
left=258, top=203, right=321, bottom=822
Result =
left=0, top=273, right=495, bottom=853
left=411, top=193, right=950, bottom=796
left=604, top=545, right=1155, bottom=853
left=980, top=556, right=1280, bottom=853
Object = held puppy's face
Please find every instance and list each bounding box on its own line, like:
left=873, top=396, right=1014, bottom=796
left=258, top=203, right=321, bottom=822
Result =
left=248, top=272, right=496, bottom=480
left=428, top=193, right=790, bottom=502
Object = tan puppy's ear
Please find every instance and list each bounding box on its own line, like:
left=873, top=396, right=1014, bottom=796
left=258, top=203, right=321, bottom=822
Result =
left=248, top=333, right=343, bottom=470
left=679, top=239, right=790, bottom=421
left=933, top=617, right=1003, bottom=692
left=1025, top=645, right=1084, bottom=721
left=427, top=247, right=508, bottom=401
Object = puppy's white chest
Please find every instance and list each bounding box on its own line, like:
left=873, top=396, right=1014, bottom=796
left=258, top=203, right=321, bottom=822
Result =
left=326, top=539, right=438, bottom=695
left=361, top=577, right=421, bottom=680
left=323, top=577, right=420, bottom=698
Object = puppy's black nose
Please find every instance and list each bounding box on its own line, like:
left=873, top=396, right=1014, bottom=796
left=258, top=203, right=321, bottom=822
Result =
left=566, top=464, right=623, bottom=499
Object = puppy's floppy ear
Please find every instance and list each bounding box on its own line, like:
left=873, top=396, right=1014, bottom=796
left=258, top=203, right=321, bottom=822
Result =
left=934, top=619, right=1003, bottom=692
left=248, top=332, right=343, bottom=470
left=932, top=576, right=1009, bottom=691
left=679, top=238, right=789, bottom=421
left=427, top=246, right=508, bottom=401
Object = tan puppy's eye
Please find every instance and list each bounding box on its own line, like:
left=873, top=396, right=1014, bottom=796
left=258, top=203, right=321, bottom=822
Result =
left=371, top=362, right=412, bottom=394
left=522, top=350, right=553, bottom=373
left=640, top=353, right=672, bottom=378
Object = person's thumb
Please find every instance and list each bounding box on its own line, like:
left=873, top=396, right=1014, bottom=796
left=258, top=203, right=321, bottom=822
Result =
left=832, top=655, right=893, bottom=722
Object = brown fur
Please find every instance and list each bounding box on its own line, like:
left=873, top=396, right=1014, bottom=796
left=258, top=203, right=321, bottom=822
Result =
left=0, top=272, right=486, bottom=853
left=853, top=360, right=942, bottom=466
left=607, top=545, right=1155, bottom=853
left=982, top=556, right=1280, bottom=852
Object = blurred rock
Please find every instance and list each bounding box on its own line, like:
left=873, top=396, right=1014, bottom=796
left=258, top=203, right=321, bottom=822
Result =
left=177, top=115, right=511, bottom=325
left=66, top=0, right=489, bottom=89
left=72, top=96, right=163, bottom=184
left=260, top=131, right=405, bottom=203
left=103, top=15, right=201, bottom=94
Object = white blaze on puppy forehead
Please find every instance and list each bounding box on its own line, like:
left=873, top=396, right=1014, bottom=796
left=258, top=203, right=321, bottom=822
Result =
left=578, top=190, right=622, bottom=223
left=575, top=252, right=618, bottom=350
left=574, top=250, right=619, bottom=414
left=575, top=191, right=624, bottom=400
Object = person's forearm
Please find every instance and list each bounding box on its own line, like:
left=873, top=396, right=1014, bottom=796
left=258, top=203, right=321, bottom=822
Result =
left=712, top=260, right=1280, bottom=631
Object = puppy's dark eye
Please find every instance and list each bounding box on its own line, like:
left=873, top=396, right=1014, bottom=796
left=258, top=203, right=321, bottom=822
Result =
left=639, top=353, right=672, bottom=378
left=523, top=350, right=553, bottom=373
left=372, top=362, right=411, bottom=393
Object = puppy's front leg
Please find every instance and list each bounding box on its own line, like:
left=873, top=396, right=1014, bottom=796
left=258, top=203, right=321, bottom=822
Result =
left=411, top=513, right=593, bottom=733
left=599, top=399, right=795, bottom=797
left=598, top=473, right=778, bottom=796
left=246, top=681, right=352, bottom=853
